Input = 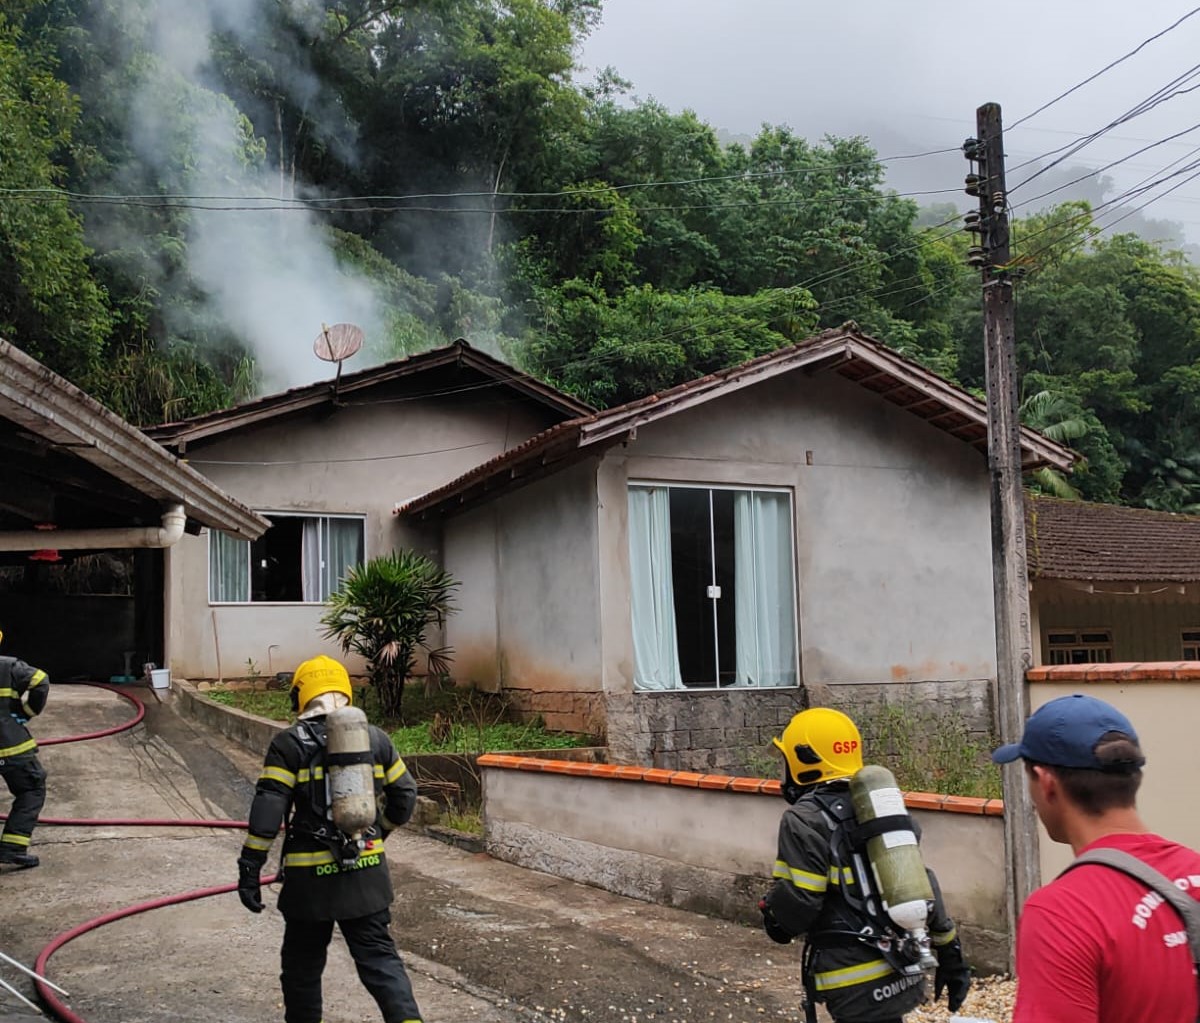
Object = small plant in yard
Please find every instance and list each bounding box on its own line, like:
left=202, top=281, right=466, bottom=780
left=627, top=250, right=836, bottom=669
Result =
left=321, top=550, right=458, bottom=722
left=858, top=700, right=1001, bottom=800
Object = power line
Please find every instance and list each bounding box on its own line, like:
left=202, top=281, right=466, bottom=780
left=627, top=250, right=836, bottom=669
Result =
left=0, top=146, right=959, bottom=210
left=0, top=186, right=965, bottom=217
left=1010, top=5, right=1200, bottom=129
left=1009, top=63, right=1200, bottom=191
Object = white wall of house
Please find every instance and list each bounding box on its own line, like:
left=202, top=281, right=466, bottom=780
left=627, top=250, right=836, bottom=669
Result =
left=166, top=396, right=552, bottom=679
left=595, top=371, right=998, bottom=694
left=441, top=368, right=999, bottom=757
left=444, top=459, right=604, bottom=730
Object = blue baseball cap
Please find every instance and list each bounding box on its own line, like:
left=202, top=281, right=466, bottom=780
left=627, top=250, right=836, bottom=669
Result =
left=992, top=694, right=1144, bottom=770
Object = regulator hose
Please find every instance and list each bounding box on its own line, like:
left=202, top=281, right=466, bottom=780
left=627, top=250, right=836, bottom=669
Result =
left=5, top=682, right=274, bottom=1022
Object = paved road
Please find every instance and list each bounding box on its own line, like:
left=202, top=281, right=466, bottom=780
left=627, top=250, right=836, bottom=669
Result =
left=0, top=684, right=813, bottom=1023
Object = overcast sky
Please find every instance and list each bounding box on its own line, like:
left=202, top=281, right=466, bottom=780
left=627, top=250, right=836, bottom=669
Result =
left=580, top=1, right=1200, bottom=245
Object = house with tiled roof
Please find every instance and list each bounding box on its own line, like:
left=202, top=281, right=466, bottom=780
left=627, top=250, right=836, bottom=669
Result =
left=393, top=326, right=1072, bottom=770
left=1027, top=495, right=1200, bottom=665
left=152, top=326, right=1082, bottom=771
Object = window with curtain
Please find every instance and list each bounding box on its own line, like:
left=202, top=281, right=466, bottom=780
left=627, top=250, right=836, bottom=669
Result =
left=627, top=484, right=798, bottom=691
left=208, top=514, right=364, bottom=603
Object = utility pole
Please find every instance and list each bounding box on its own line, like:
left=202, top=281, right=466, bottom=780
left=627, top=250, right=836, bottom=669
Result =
left=963, top=102, right=1041, bottom=958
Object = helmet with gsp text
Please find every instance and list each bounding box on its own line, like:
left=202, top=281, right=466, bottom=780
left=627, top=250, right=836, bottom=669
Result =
left=773, top=707, right=863, bottom=788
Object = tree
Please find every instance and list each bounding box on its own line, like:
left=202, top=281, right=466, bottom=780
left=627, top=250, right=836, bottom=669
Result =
left=0, top=13, right=111, bottom=380
left=321, top=552, right=458, bottom=721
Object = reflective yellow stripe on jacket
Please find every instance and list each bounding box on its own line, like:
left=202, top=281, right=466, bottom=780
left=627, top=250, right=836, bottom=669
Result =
left=812, top=957, right=895, bottom=992
left=932, top=926, right=958, bottom=945
left=772, top=859, right=828, bottom=893
left=284, top=839, right=384, bottom=869
left=0, top=738, right=36, bottom=759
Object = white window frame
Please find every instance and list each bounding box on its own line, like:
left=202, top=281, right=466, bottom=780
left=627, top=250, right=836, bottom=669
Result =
left=628, top=479, right=801, bottom=692
left=207, top=511, right=367, bottom=606
left=1046, top=628, right=1114, bottom=666
left=1182, top=629, right=1200, bottom=661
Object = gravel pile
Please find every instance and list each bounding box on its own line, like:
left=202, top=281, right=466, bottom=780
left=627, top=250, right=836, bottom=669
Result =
left=908, top=975, right=1015, bottom=1023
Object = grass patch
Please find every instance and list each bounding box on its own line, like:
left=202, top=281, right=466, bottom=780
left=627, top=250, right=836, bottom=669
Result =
left=205, top=679, right=594, bottom=756
left=440, top=807, right=484, bottom=835
left=206, top=687, right=291, bottom=722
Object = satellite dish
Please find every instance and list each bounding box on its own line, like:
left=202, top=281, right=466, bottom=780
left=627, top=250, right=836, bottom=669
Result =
left=312, top=323, right=363, bottom=403
left=313, top=322, right=364, bottom=363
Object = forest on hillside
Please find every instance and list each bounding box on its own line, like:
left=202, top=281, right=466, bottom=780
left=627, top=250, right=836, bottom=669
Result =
left=3, top=0, right=1200, bottom=510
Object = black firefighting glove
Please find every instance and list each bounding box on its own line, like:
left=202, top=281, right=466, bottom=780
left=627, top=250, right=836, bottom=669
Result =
left=236, top=853, right=265, bottom=914
left=933, top=938, right=971, bottom=1012
left=758, top=896, right=793, bottom=945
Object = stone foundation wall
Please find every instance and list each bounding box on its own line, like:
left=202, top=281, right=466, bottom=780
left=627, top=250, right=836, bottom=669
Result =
left=504, top=688, right=605, bottom=735
left=602, top=679, right=995, bottom=772
left=604, top=688, right=807, bottom=772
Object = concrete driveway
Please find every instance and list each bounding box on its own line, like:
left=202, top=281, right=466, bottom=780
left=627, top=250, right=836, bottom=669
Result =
left=0, top=684, right=812, bottom=1023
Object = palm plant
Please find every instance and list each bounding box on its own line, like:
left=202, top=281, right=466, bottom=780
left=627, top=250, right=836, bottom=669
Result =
left=1020, top=389, right=1089, bottom=499
left=321, top=551, right=458, bottom=721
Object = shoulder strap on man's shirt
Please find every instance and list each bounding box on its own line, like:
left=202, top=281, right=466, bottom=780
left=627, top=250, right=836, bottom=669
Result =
left=1065, top=846, right=1200, bottom=1022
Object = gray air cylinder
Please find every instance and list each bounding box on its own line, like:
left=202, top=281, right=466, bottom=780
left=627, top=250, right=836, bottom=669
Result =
left=325, top=706, right=377, bottom=838
left=849, top=764, right=936, bottom=962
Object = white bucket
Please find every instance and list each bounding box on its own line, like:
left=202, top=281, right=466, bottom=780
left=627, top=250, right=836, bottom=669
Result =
left=149, top=668, right=170, bottom=690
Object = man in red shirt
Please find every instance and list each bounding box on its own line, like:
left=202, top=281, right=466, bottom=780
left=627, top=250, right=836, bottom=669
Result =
left=993, top=693, right=1200, bottom=1023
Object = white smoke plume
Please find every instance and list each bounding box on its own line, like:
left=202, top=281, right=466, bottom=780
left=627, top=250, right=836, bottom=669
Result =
left=118, top=0, right=388, bottom=391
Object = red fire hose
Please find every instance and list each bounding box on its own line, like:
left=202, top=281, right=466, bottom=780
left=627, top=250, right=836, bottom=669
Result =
left=5, top=682, right=271, bottom=1022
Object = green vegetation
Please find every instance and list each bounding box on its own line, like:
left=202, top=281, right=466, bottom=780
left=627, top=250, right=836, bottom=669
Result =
left=741, top=702, right=1001, bottom=800
left=204, top=680, right=592, bottom=756
left=856, top=701, right=1002, bottom=801
left=3, top=2, right=1200, bottom=507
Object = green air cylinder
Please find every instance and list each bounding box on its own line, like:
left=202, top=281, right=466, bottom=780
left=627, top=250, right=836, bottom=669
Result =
left=849, top=764, right=935, bottom=936
left=326, top=706, right=377, bottom=838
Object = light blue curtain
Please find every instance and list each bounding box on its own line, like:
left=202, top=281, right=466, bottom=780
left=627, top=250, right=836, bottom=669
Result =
left=324, top=518, right=364, bottom=597
left=733, top=491, right=797, bottom=687
left=301, top=519, right=323, bottom=602
left=209, top=530, right=249, bottom=602
left=628, top=487, right=683, bottom=690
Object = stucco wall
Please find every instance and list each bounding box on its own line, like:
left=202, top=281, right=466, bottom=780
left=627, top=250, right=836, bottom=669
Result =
left=444, top=459, right=604, bottom=732
left=591, top=371, right=997, bottom=756
left=166, top=395, right=553, bottom=679
left=1029, top=674, right=1200, bottom=881
left=1033, top=581, right=1200, bottom=663
left=480, top=758, right=1008, bottom=972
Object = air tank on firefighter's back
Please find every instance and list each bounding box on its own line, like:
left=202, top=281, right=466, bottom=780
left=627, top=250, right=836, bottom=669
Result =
left=849, top=764, right=937, bottom=965
left=326, top=705, right=376, bottom=837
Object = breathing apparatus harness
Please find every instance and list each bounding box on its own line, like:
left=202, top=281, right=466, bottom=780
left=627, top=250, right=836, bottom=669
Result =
left=796, top=784, right=932, bottom=1023
left=290, top=718, right=378, bottom=870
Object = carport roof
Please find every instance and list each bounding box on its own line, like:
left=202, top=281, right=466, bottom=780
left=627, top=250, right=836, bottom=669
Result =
left=1027, top=494, right=1200, bottom=582
left=0, top=340, right=268, bottom=540
left=397, top=326, right=1076, bottom=521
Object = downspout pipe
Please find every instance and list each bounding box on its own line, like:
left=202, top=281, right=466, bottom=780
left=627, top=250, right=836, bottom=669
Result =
left=0, top=503, right=187, bottom=551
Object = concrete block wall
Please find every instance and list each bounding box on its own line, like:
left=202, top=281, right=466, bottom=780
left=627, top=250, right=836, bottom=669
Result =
left=604, top=688, right=805, bottom=773
left=479, top=754, right=1009, bottom=973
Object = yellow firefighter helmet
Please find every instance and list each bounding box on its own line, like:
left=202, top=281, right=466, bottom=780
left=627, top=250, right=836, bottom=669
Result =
left=773, top=707, right=863, bottom=787
left=290, top=655, right=353, bottom=714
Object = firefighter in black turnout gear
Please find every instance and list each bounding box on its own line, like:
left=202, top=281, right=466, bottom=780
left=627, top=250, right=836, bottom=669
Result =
left=759, top=708, right=972, bottom=1023
left=0, top=630, right=49, bottom=870
left=237, top=655, right=423, bottom=1023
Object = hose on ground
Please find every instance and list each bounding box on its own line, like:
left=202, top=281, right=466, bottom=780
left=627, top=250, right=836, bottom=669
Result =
left=7, top=682, right=272, bottom=1023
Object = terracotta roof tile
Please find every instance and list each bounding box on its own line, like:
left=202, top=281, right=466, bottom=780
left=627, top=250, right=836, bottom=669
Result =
left=1027, top=495, right=1200, bottom=582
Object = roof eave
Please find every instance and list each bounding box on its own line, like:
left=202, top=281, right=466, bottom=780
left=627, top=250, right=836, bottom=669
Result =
left=0, top=340, right=268, bottom=540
